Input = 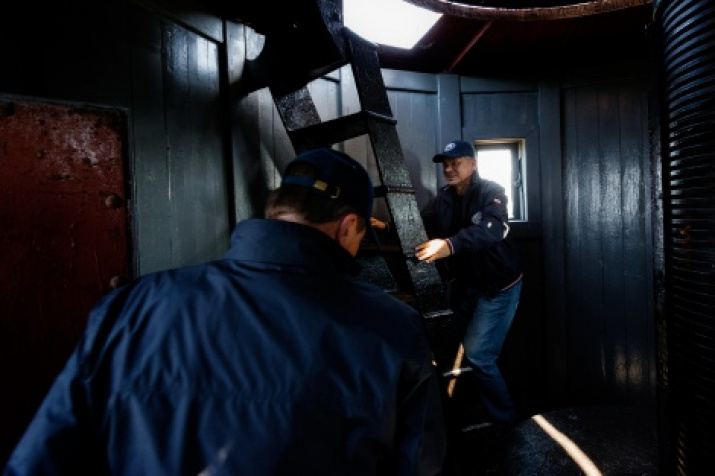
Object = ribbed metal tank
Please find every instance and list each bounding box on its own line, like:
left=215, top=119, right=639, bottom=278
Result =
left=655, top=0, right=715, bottom=474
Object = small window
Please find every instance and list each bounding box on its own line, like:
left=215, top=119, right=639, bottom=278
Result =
left=475, top=140, right=525, bottom=221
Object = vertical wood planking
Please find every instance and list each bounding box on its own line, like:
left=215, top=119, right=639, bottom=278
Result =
left=232, top=26, right=274, bottom=220
left=164, top=24, right=227, bottom=267
left=165, top=23, right=193, bottom=267
left=620, top=82, right=654, bottom=404
left=539, top=79, right=568, bottom=405
left=192, top=27, right=228, bottom=263
left=573, top=85, right=604, bottom=402
left=387, top=89, right=439, bottom=209
left=563, top=87, right=586, bottom=400
left=461, top=92, right=538, bottom=137
left=132, top=4, right=228, bottom=274
left=227, top=22, right=259, bottom=223
left=130, top=4, right=171, bottom=275
left=436, top=75, right=461, bottom=190
left=562, top=75, right=654, bottom=406
left=599, top=84, right=627, bottom=403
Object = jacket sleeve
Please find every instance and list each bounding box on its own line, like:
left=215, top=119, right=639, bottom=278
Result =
left=393, top=315, right=447, bottom=476
left=448, top=185, right=509, bottom=255
left=3, top=289, right=127, bottom=476
left=420, top=198, right=438, bottom=239
left=3, top=350, right=102, bottom=475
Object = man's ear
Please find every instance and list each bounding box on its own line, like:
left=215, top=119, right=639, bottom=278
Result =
left=335, top=213, right=357, bottom=240
left=335, top=213, right=363, bottom=256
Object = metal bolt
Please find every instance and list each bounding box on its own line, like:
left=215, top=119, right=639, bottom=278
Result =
left=104, top=194, right=123, bottom=209
left=110, top=275, right=128, bottom=289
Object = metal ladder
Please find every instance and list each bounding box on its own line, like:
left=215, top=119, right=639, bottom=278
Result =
left=239, top=0, right=460, bottom=374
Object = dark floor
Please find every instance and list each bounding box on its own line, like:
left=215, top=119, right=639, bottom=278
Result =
left=447, top=405, right=659, bottom=476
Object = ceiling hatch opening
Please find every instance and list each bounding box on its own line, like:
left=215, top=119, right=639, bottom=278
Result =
left=343, top=0, right=442, bottom=49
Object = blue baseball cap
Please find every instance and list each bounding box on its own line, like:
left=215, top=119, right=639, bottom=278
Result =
left=432, top=140, right=475, bottom=163
left=282, top=148, right=379, bottom=244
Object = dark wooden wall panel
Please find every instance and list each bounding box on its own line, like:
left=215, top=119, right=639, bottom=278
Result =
left=164, top=21, right=226, bottom=268
left=225, top=21, right=290, bottom=223
left=620, top=80, right=654, bottom=403
left=621, top=83, right=656, bottom=404
left=129, top=2, right=230, bottom=275
left=563, top=78, right=654, bottom=406
left=387, top=88, right=439, bottom=210
left=564, top=85, right=603, bottom=401
left=539, top=79, right=569, bottom=406
left=229, top=25, right=296, bottom=222
left=130, top=4, right=172, bottom=273
left=462, top=92, right=538, bottom=134
left=600, top=84, right=628, bottom=402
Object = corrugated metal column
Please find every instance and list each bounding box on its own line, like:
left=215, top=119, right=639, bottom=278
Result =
left=655, top=0, right=715, bottom=474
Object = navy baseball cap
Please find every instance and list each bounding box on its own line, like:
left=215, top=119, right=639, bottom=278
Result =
left=281, top=148, right=379, bottom=243
left=432, top=140, right=475, bottom=163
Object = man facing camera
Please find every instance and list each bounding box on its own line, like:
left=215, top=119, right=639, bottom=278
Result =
left=415, top=140, right=522, bottom=429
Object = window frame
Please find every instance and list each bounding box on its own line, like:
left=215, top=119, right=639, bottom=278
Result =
left=475, top=139, right=526, bottom=221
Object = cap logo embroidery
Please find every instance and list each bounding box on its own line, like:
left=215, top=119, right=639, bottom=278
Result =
left=445, top=143, right=456, bottom=152
left=312, top=180, right=341, bottom=198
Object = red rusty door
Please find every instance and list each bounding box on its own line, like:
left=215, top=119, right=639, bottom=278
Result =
left=0, top=98, right=131, bottom=463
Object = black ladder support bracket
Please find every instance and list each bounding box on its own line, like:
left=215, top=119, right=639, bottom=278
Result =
left=235, top=0, right=347, bottom=97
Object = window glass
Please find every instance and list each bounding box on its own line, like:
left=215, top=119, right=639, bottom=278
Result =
left=476, top=141, right=524, bottom=220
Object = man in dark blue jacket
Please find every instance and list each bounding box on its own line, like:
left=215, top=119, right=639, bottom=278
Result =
left=4, top=148, right=446, bottom=475
left=415, top=140, right=522, bottom=428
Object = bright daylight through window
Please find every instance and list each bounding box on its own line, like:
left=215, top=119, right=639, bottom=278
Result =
left=476, top=141, right=525, bottom=221
left=343, top=0, right=442, bottom=49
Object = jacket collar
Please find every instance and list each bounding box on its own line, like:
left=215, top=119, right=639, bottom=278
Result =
left=225, top=219, right=361, bottom=275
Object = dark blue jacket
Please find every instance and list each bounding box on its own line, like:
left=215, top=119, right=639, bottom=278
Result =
left=421, top=174, right=522, bottom=296
left=5, top=219, right=446, bottom=476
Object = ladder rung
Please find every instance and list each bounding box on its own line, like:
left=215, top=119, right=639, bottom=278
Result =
left=374, top=185, right=416, bottom=198
left=287, top=110, right=397, bottom=150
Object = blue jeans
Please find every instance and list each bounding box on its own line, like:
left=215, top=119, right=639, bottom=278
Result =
left=455, top=280, right=522, bottom=424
